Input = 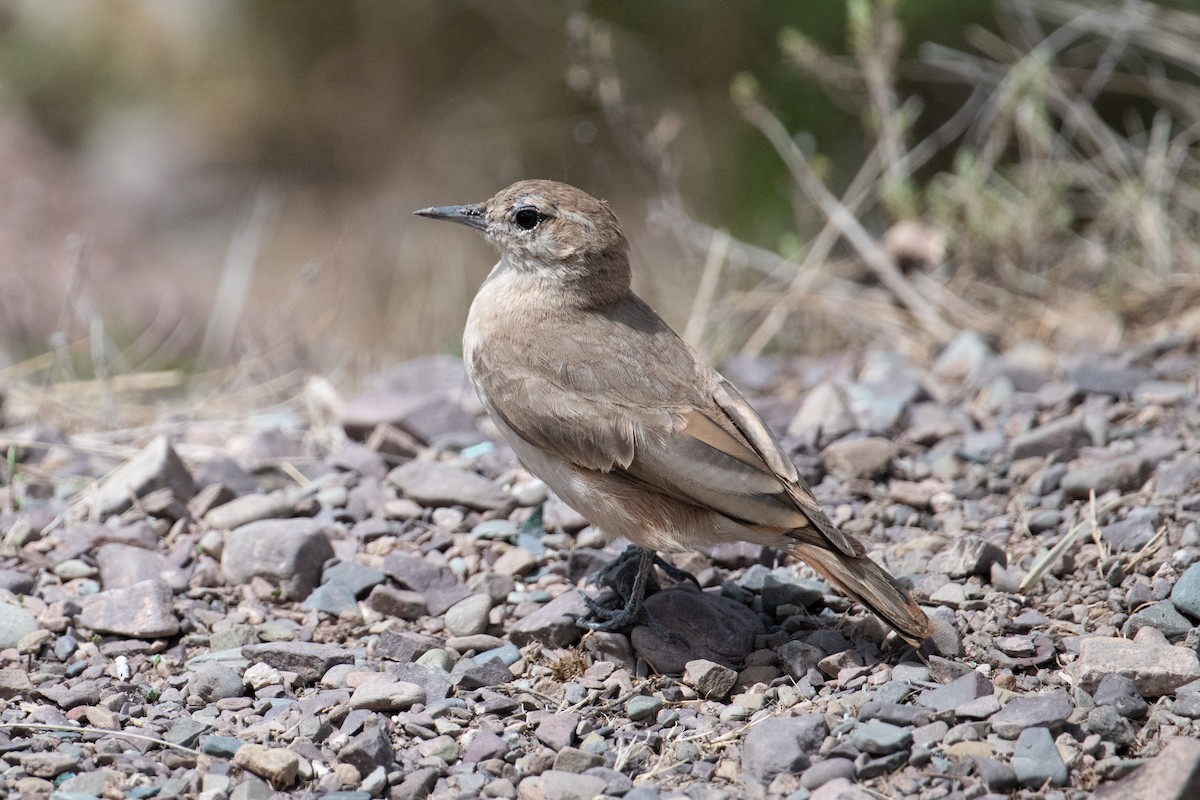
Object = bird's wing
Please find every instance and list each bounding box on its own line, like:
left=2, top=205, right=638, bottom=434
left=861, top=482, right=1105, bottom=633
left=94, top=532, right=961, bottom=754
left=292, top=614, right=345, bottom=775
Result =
left=470, top=303, right=858, bottom=557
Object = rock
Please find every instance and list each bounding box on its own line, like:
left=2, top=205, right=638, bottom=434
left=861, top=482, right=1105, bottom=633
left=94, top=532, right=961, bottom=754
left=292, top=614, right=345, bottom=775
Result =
left=915, top=670, right=994, bottom=713
left=79, top=580, right=179, bottom=638
left=0, top=603, right=39, bottom=648
left=492, top=546, right=537, bottom=577
left=684, top=659, right=738, bottom=699
left=809, top=777, right=875, bottom=800
left=800, top=757, right=856, bottom=790
left=1156, top=456, right=1200, bottom=497
left=779, top=640, right=824, bottom=680
left=1093, top=673, right=1149, bottom=719
left=338, top=725, right=395, bottom=776
left=1073, top=364, right=1151, bottom=396
left=626, top=695, right=663, bottom=721
left=990, top=689, right=1073, bottom=738
left=388, top=460, right=510, bottom=511
left=366, top=585, right=428, bottom=620
left=1061, top=456, right=1150, bottom=500
left=189, top=662, right=246, bottom=701
left=740, top=714, right=828, bottom=780
left=509, top=590, right=590, bottom=648
left=463, top=729, right=509, bottom=763
left=927, top=535, right=1006, bottom=579
left=20, top=752, right=79, bottom=778
left=553, top=747, right=602, bottom=773
left=348, top=680, right=425, bottom=711
left=221, top=519, right=334, bottom=600
left=389, top=766, right=438, bottom=800
left=444, top=593, right=492, bottom=637
left=242, top=642, right=354, bottom=684
left=321, top=561, right=386, bottom=597
left=1075, top=637, right=1200, bottom=696
left=203, top=490, right=297, bottom=530
left=539, top=770, right=607, bottom=800
left=376, top=630, right=440, bottom=662
left=850, top=720, right=912, bottom=754
left=0, top=668, right=32, bottom=698
left=536, top=712, right=581, bottom=751
left=382, top=552, right=472, bottom=616
left=301, top=581, right=359, bottom=616
left=231, top=743, right=300, bottom=786
left=821, top=437, right=896, bottom=479
left=89, top=435, right=196, bottom=517
left=933, top=330, right=993, bottom=381
left=630, top=588, right=764, bottom=674
left=1009, top=414, right=1092, bottom=460
left=451, top=655, right=512, bottom=689
left=1011, top=727, right=1068, bottom=788
left=1091, top=736, right=1200, bottom=799
left=1084, top=705, right=1135, bottom=748
left=1122, top=600, right=1192, bottom=641
left=1103, top=514, right=1159, bottom=553
left=1171, top=563, right=1200, bottom=620
left=787, top=382, right=857, bottom=441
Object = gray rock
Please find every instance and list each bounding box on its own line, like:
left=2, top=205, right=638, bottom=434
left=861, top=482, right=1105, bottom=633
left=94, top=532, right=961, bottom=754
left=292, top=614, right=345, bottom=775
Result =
left=348, top=680, right=425, bottom=711
left=1009, top=414, right=1091, bottom=460
left=933, top=330, right=993, bottom=380
left=221, top=519, right=334, bottom=601
left=89, top=435, right=196, bottom=517
left=915, top=670, right=993, bottom=713
left=974, top=757, right=1017, bottom=792
left=1011, top=727, right=1068, bottom=788
left=684, top=659, right=738, bottom=699
left=927, top=536, right=1006, bottom=579
left=630, top=587, right=764, bottom=675
left=741, top=714, right=828, bottom=780
left=552, top=747, right=604, bottom=773
left=1104, top=514, right=1159, bottom=553
left=821, top=437, right=896, bottom=479
left=385, top=662, right=452, bottom=702
left=1093, top=673, right=1149, bottom=719
left=382, top=552, right=472, bottom=615
left=0, top=667, right=32, bottom=698
left=779, top=640, right=825, bottom=680
left=1157, top=456, right=1200, bottom=497
left=337, top=724, right=395, bottom=777
left=203, top=490, right=297, bottom=530
left=509, top=589, right=590, bottom=648
left=365, top=585, right=428, bottom=620
left=1061, top=455, right=1150, bottom=500
left=388, top=460, right=510, bottom=511
left=95, top=542, right=188, bottom=592
left=800, top=757, right=856, bottom=790
left=626, top=695, right=663, bottom=721
left=322, top=561, right=386, bottom=596
left=463, top=729, right=509, bottom=763
left=1122, top=600, right=1192, bottom=642
left=0, top=568, right=33, bottom=596
left=376, top=630, right=440, bottom=662
left=20, top=752, right=79, bottom=778
left=0, top=603, right=39, bottom=648
left=451, top=655, right=511, bottom=689
left=1091, top=736, right=1200, bottom=800
left=1085, top=705, right=1135, bottom=748
left=539, top=770, right=607, bottom=800
left=242, top=641, right=353, bottom=684
left=536, top=712, right=581, bottom=750
left=849, top=720, right=912, bottom=754
left=39, top=683, right=100, bottom=709
left=444, top=593, right=492, bottom=637
left=1073, top=364, right=1150, bottom=396
left=991, top=689, right=1072, bottom=738
left=189, top=662, right=245, bottom=701
left=1171, top=563, right=1200, bottom=620
left=787, top=381, right=856, bottom=441
left=1075, top=637, right=1200, bottom=696
left=79, top=579, right=179, bottom=638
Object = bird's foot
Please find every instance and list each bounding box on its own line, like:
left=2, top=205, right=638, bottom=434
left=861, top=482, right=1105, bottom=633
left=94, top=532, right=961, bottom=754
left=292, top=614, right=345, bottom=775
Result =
left=575, top=546, right=691, bottom=644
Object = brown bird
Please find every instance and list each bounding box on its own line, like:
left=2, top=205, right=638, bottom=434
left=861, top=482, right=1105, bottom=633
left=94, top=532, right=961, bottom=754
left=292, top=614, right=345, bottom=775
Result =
left=415, top=180, right=932, bottom=645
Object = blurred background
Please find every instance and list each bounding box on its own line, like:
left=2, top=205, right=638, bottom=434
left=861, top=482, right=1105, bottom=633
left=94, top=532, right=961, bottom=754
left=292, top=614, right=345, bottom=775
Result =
left=1, top=0, right=1198, bottom=413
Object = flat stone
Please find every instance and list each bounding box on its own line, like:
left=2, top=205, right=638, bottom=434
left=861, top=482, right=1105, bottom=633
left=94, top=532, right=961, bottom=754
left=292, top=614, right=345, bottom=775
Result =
left=1157, top=456, right=1200, bottom=497
left=927, top=535, right=1006, bottom=579
left=740, top=714, right=828, bottom=780
left=365, top=585, right=428, bottom=620
left=1123, top=600, right=1192, bottom=641
left=89, top=435, right=196, bottom=517
left=385, top=663, right=452, bottom=702
left=553, top=747, right=603, bottom=773
left=787, top=381, right=856, bottom=440
left=1076, top=637, right=1200, bottom=696
left=463, top=729, right=509, bottom=763
left=991, top=689, right=1072, bottom=738
left=535, top=712, right=581, bottom=751
left=0, top=667, right=33, bottom=698
left=203, top=490, right=297, bottom=530
left=1009, top=414, right=1091, bottom=460
left=189, top=662, right=246, bottom=702
left=799, top=757, right=856, bottom=790
left=376, top=630, right=440, bottom=662
left=509, top=589, right=590, bottom=648
left=338, top=725, right=395, bottom=777
left=626, top=695, right=663, bottom=721
left=492, top=546, right=537, bottom=577
left=231, top=743, right=300, bottom=787
left=1093, top=673, right=1149, bottom=719
left=1062, top=456, right=1150, bottom=500
left=95, top=542, right=188, bottom=591
left=915, top=670, right=994, bottom=713
left=1011, top=727, right=1068, bottom=788
left=849, top=720, right=912, bottom=754
left=382, top=552, right=472, bottom=615
left=684, top=659, right=738, bottom=699
left=1085, top=704, right=1135, bottom=747
left=388, top=460, right=510, bottom=511
left=1103, top=514, right=1159, bottom=553
left=809, top=779, right=874, bottom=800
left=302, top=581, right=359, bottom=616
left=79, top=579, right=179, bottom=638
left=322, top=561, right=386, bottom=597
left=1092, top=736, right=1200, bottom=800
left=349, top=680, right=425, bottom=711
left=821, top=437, right=896, bottom=479
left=539, top=770, right=607, bottom=800
left=20, top=752, right=79, bottom=778
left=630, top=587, right=764, bottom=675
left=221, top=519, right=334, bottom=601
left=451, top=655, right=511, bottom=689
left=242, top=642, right=354, bottom=684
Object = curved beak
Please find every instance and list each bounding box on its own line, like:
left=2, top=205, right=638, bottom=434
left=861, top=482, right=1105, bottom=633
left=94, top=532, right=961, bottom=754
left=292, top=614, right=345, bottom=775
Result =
left=413, top=203, right=487, bottom=231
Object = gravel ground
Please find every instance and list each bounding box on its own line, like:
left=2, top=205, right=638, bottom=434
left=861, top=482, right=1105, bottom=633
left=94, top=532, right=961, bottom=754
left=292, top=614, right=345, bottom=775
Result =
left=0, top=331, right=1198, bottom=800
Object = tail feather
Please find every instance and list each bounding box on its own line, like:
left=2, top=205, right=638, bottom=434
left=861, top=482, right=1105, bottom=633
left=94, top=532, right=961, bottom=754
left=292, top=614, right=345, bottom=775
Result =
left=791, top=542, right=932, bottom=646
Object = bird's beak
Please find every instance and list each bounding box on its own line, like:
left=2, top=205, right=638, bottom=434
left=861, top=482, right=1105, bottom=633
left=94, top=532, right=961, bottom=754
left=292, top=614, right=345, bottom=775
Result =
left=413, top=203, right=487, bottom=231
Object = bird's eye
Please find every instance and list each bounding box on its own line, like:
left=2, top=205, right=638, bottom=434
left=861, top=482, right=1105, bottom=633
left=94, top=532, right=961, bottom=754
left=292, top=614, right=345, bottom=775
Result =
left=513, top=207, right=542, bottom=230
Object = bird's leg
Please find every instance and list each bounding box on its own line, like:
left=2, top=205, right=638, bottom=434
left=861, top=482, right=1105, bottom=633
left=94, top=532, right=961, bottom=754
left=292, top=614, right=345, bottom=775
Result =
left=578, top=546, right=696, bottom=642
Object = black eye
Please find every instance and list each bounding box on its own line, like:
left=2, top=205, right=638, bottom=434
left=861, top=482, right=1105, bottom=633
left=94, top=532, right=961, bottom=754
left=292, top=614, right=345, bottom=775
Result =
left=513, top=207, right=542, bottom=230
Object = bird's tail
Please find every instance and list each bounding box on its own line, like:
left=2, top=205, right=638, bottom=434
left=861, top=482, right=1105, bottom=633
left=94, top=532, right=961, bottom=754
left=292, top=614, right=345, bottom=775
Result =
left=790, top=542, right=933, bottom=646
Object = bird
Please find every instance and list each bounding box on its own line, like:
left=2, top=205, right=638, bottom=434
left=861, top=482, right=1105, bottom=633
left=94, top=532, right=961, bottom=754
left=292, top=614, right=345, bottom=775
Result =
left=414, top=180, right=932, bottom=646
